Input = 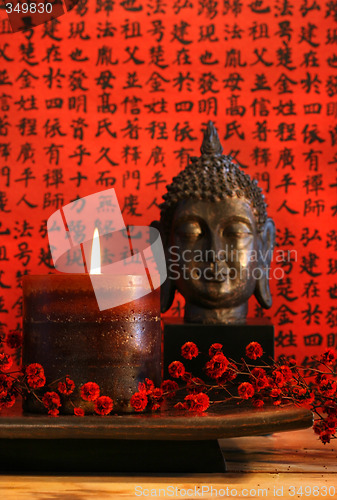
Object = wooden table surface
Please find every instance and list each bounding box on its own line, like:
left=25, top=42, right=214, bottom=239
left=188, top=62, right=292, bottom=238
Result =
left=1, top=428, right=336, bottom=500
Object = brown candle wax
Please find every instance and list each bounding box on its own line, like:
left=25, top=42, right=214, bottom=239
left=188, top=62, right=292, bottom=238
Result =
left=22, top=274, right=161, bottom=414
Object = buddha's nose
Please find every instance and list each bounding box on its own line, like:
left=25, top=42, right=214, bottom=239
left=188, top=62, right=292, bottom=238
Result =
left=206, top=232, right=226, bottom=263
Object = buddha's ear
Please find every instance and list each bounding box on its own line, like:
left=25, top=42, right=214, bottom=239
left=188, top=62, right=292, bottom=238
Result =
left=150, top=220, right=176, bottom=313
left=254, top=218, right=276, bottom=309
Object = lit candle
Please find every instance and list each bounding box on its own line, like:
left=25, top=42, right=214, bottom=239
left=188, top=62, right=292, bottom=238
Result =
left=22, top=228, right=162, bottom=414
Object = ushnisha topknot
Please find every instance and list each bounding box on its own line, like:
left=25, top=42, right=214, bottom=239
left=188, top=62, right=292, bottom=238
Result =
left=159, top=121, right=268, bottom=235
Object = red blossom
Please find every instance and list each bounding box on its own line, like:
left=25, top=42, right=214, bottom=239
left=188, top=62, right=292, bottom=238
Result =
left=302, top=391, right=315, bottom=406
left=48, top=409, right=59, bottom=417
left=253, top=398, right=264, bottom=408
left=151, top=403, right=161, bottom=411
left=272, top=370, right=285, bottom=387
left=323, top=402, right=337, bottom=417
left=0, top=353, right=13, bottom=371
left=152, top=388, right=163, bottom=400
left=291, top=386, right=315, bottom=406
left=313, top=420, right=325, bottom=435
left=168, top=361, right=185, bottom=379
left=74, top=407, right=85, bottom=417
left=245, top=342, right=263, bottom=360
left=287, top=357, right=297, bottom=367
left=25, top=363, right=46, bottom=389
left=320, top=349, right=336, bottom=365
left=317, top=376, right=337, bottom=397
left=205, top=353, right=228, bottom=379
left=313, top=417, right=336, bottom=436
left=0, top=393, right=16, bottom=409
left=253, top=378, right=269, bottom=392
left=238, top=382, right=255, bottom=399
left=0, top=374, right=12, bottom=398
left=94, top=396, right=113, bottom=416
left=320, top=431, right=332, bottom=445
left=138, top=378, right=155, bottom=395
left=130, top=391, right=148, bottom=412
left=42, top=392, right=61, bottom=414
left=80, top=382, right=100, bottom=401
left=270, top=387, right=281, bottom=398
left=209, top=343, right=223, bottom=357
left=58, top=377, right=75, bottom=396
left=184, top=392, right=210, bottom=412
left=181, top=342, right=199, bottom=360
left=250, top=367, right=267, bottom=379
left=326, top=417, right=337, bottom=434
left=161, top=379, right=179, bottom=399
left=278, top=365, right=293, bottom=382
left=6, top=330, right=23, bottom=349
left=217, top=363, right=238, bottom=384
left=250, top=367, right=269, bottom=392
left=291, top=386, right=307, bottom=398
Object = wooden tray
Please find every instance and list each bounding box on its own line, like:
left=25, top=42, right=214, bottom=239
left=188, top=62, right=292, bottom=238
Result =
left=0, top=402, right=312, bottom=440
left=0, top=403, right=313, bottom=473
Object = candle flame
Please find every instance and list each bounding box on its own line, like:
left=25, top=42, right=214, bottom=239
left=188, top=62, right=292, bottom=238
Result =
left=90, top=228, right=101, bottom=274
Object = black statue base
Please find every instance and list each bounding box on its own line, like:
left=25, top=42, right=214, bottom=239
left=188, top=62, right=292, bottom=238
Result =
left=163, top=318, right=274, bottom=382
left=0, top=439, right=226, bottom=474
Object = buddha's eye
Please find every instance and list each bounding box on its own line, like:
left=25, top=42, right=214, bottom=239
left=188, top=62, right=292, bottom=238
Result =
left=177, top=221, right=203, bottom=239
left=223, top=223, right=252, bottom=238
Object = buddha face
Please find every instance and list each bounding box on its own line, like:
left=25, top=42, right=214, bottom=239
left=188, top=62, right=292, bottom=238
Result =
left=168, top=197, right=262, bottom=310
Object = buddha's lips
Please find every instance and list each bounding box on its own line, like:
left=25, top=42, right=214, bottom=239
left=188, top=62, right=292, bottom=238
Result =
left=200, top=272, right=230, bottom=283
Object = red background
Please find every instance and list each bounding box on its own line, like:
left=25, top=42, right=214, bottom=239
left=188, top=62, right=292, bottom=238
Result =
left=0, top=0, right=336, bottom=367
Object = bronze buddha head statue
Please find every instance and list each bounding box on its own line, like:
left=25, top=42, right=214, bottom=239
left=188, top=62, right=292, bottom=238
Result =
left=154, top=121, right=276, bottom=324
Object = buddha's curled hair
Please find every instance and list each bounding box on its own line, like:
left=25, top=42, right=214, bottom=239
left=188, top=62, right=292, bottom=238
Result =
left=159, top=122, right=268, bottom=234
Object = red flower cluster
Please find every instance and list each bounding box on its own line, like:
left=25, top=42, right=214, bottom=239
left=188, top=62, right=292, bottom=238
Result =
left=209, top=343, right=223, bottom=357
left=205, top=353, right=228, bottom=379
left=1, top=334, right=337, bottom=447
left=131, top=378, right=167, bottom=412
left=272, top=369, right=286, bottom=387
left=74, top=407, right=85, bottom=417
left=181, top=342, right=199, bottom=360
left=184, top=392, right=210, bottom=413
left=0, top=374, right=15, bottom=410
left=94, top=396, right=113, bottom=416
left=80, top=382, right=100, bottom=401
left=245, top=342, right=263, bottom=360
left=130, top=391, right=148, bottom=412
left=168, top=361, right=185, bottom=378
left=161, top=379, right=179, bottom=399
left=250, top=367, right=269, bottom=392
left=138, top=378, right=155, bottom=395
left=25, top=363, right=46, bottom=389
left=320, top=349, right=336, bottom=365
left=0, top=374, right=12, bottom=398
left=278, top=365, right=293, bottom=382
left=313, top=416, right=337, bottom=445
left=253, top=398, right=264, bottom=408
left=42, top=391, right=61, bottom=417
left=58, top=376, right=75, bottom=396
left=217, top=362, right=238, bottom=384
left=316, top=375, right=337, bottom=398
left=238, top=382, right=255, bottom=399
left=0, top=353, right=13, bottom=371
